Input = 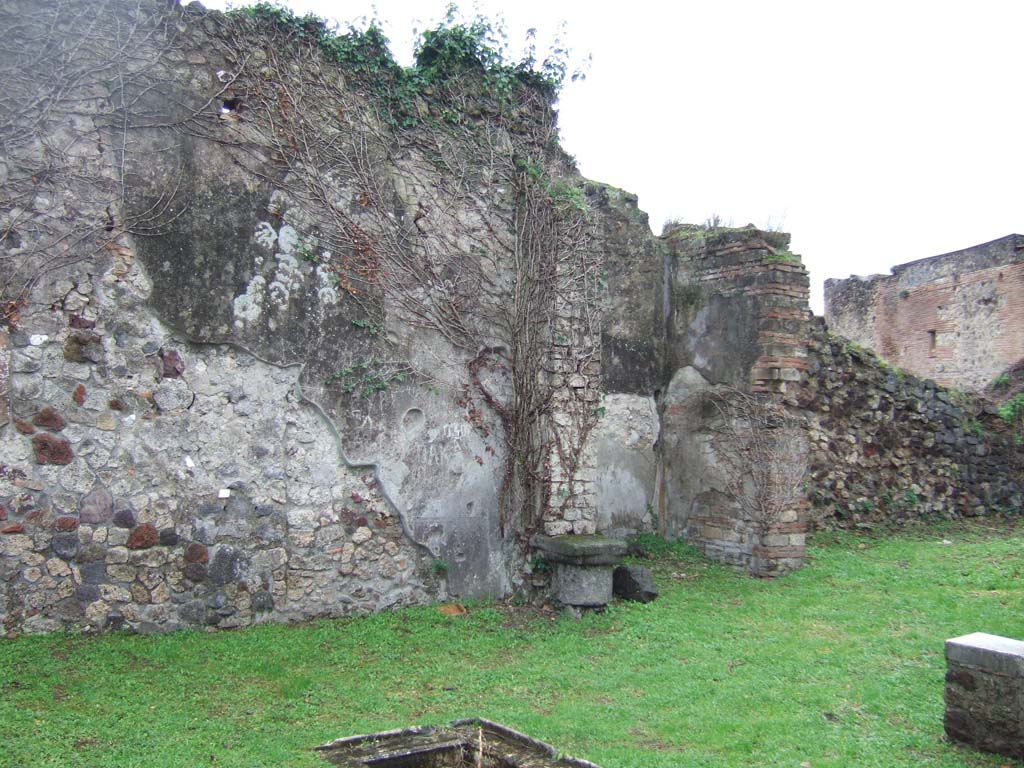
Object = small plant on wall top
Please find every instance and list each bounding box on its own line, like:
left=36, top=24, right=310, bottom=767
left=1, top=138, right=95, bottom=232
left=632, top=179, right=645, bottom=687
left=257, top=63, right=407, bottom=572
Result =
left=233, top=2, right=586, bottom=128
left=998, top=393, right=1024, bottom=441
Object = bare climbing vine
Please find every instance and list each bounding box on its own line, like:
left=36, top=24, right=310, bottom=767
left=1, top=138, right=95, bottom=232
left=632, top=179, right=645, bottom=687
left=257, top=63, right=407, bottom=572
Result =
left=182, top=6, right=601, bottom=543
left=1, top=0, right=601, bottom=552
left=0, top=0, right=189, bottom=328
left=701, top=387, right=808, bottom=535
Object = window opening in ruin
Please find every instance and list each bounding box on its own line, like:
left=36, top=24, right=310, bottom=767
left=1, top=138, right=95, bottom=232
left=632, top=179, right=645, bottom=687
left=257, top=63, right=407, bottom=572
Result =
left=928, top=330, right=937, bottom=355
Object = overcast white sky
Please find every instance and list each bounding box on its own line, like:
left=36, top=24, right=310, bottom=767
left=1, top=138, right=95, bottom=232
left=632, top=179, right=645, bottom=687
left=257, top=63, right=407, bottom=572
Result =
left=199, top=0, right=1023, bottom=313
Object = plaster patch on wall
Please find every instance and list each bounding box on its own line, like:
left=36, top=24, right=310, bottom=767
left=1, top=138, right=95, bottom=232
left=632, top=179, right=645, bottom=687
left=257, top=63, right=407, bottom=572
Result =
left=232, top=275, right=266, bottom=329
left=585, top=393, right=659, bottom=537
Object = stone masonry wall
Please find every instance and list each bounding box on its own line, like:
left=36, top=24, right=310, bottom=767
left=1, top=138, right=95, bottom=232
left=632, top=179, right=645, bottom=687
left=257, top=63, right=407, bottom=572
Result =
left=657, top=226, right=812, bottom=575
left=0, top=244, right=438, bottom=634
left=579, top=183, right=666, bottom=541
left=825, top=235, right=1024, bottom=392
left=803, top=319, right=1023, bottom=527
left=0, top=0, right=668, bottom=632
left=9, top=3, right=1021, bottom=637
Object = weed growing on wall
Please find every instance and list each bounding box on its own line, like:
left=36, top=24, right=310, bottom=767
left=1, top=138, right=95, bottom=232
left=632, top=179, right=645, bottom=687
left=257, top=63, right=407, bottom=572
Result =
left=231, top=2, right=585, bottom=129
left=325, top=358, right=413, bottom=398
left=998, top=393, right=1024, bottom=438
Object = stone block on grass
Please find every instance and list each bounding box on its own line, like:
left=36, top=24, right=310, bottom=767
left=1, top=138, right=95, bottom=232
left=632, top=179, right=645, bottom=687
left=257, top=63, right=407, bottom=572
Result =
left=944, top=632, right=1024, bottom=759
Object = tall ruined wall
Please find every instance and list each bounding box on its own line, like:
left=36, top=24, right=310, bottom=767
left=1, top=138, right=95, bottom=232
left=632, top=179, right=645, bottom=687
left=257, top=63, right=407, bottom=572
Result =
left=0, top=0, right=793, bottom=641
left=803, top=320, right=1023, bottom=526
left=0, top=0, right=664, bottom=632
left=655, top=226, right=812, bottom=574
left=574, top=184, right=665, bottom=539
left=825, top=235, right=1024, bottom=391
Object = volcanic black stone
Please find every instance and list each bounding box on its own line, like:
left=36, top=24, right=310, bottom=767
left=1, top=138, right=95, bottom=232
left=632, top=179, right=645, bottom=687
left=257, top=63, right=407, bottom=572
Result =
left=251, top=590, right=274, bottom=612
left=208, top=547, right=243, bottom=586
left=79, top=562, right=108, bottom=584
left=75, top=584, right=101, bottom=604
left=612, top=564, right=658, bottom=603
left=112, top=508, right=136, bottom=528
left=158, top=528, right=179, bottom=546
left=50, top=532, right=79, bottom=560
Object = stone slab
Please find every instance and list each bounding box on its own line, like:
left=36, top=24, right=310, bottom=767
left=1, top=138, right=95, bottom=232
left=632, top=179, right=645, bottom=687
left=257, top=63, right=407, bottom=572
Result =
left=612, top=564, right=658, bottom=603
left=530, top=534, right=627, bottom=566
left=947, top=633, right=1024, bottom=677
left=317, top=717, right=603, bottom=767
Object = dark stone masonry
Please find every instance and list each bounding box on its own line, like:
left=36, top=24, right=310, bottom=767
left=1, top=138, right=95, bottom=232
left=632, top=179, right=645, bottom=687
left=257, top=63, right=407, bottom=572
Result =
left=804, top=320, right=1023, bottom=526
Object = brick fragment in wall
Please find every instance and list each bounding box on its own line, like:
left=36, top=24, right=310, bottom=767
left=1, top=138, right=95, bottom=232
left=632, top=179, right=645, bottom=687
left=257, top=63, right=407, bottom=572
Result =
left=159, top=348, right=185, bottom=378
left=31, top=433, right=73, bottom=465
left=32, top=407, right=67, bottom=431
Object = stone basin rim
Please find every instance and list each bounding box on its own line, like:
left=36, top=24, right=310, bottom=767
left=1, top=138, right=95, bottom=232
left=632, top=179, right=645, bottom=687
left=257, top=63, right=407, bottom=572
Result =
left=316, top=717, right=603, bottom=767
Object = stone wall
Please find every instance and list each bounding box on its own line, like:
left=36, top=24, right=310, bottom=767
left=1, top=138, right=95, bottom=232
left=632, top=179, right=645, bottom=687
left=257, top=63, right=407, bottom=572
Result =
left=803, top=319, right=1023, bottom=526
left=582, top=183, right=666, bottom=541
left=0, top=257, right=439, bottom=633
left=656, top=226, right=812, bottom=574
left=5, top=1, right=1022, bottom=635
left=824, top=235, right=1024, bottom=391
left=0, top=0, right=664, bottom=632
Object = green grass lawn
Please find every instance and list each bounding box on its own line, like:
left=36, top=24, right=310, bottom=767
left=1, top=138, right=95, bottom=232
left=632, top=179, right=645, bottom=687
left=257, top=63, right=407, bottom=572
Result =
left=2, top=522, right=1022, bottom=768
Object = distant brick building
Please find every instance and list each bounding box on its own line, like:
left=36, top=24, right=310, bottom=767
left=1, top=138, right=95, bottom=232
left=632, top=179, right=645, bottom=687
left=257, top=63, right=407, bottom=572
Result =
left=824, top=235, right=1024, bottom=392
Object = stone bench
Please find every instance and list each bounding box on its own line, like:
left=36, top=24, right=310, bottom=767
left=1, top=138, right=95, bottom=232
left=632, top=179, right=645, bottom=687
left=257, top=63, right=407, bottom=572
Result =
left=945, top=632, right=1024, bottom=759
left=530, top=534, right=626, bottom=608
